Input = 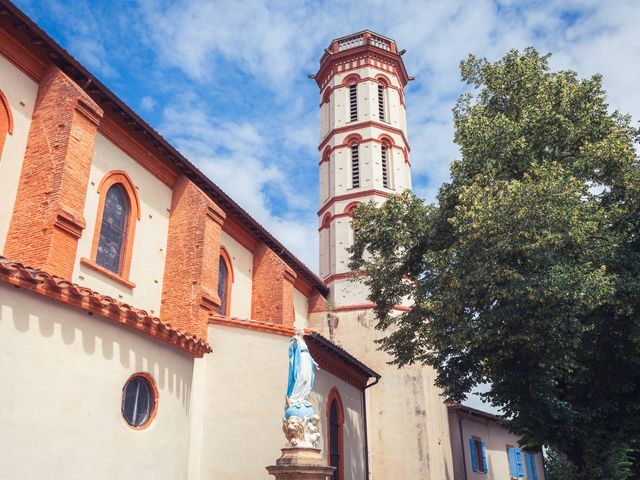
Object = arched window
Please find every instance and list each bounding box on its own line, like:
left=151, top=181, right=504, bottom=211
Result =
left=88, top=171, right=140, bottom=282
left=351, top=143, right=360, bottom=189
left=217, top=247, right=234, bottom=315
left=0, top=89, right=14, bottom=159
left=327, top=388, right=345, bottom=480
left=349, top=83, right=358, bottom=122
left=96, top=184, right=130, bottom=274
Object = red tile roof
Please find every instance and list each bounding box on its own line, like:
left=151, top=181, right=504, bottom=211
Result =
left=0, top=256, right=212, bottom=357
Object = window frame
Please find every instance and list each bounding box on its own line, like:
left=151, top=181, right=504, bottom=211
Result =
left=84, top=170, right=140, bottom=286
left=326, top=387, right=345, bottom=480
left=121, top=372, right=158, bottom=431
left=470, top=436, right=488, bottom=474
left=217, top=246, right=234, bottom=316
left=0, top=89, right=14, bottom=159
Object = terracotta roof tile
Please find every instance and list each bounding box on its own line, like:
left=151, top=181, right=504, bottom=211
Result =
left=0, top=256, right=212, bottom=357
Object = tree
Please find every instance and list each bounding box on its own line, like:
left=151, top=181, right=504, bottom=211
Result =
left=349, top=48, right=640, bottom=479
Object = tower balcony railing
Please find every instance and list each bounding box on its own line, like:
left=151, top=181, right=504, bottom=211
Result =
left=332, top=31, right=396, bottom=54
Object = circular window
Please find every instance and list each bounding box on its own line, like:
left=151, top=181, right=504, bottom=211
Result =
left=122, top=373, right=157, bottom=429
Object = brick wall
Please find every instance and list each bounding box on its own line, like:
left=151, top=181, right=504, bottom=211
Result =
left=4, top=65, right=102, bottom=279
left=160, top=175, right=225, bottom=340
left=251, top=243, right=297, bottom=326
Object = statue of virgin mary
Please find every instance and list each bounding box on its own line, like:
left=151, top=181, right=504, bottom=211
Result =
left=286, top=330, right=318, bottom=409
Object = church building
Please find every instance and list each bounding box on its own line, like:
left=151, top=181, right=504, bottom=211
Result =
left=0, top=1, right=545, bottom=479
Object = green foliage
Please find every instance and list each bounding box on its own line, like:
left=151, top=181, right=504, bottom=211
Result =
left=349, top=48, right=640, bottom=478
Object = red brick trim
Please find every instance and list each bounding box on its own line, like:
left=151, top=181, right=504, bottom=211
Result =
left=121, top=372, right=159, bottom=431
left=0, top=25, right=47, bottom=82
left=209, top=314, right=298, bottom=337
left=318, top=138, right=409, bottom=166
left=319, top=75, right=402, bottom=107
left=98, top=115, right=178, bottom=188
left=160, top=175, right=226, bottom=340
left=251, top=243, right=297, bottom=327
left=80, top=257, right=136, bottom=289
left=0, top=88, right=14, bottom=135
left=222, top=215, right=259, bottom=252
left=341, top=73, right=361, bottom=87
left=326, top=387, right=345, bottom=480
left=90, top=170, right=140, bottom=282
left=4, top=65, right=103, bottom=279
left=0, top=256, right=211, bottom=356
left=318, top=120, right=410, bottom=153
left=318, top=189, right=393, bottom=217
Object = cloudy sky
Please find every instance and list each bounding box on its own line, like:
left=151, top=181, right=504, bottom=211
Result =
left=14, top=0, right=639, bottom=412
left=15, top=0, right=640, bottom=273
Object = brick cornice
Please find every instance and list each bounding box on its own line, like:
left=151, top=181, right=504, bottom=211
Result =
left=318, top=120, right=410, bottom=153
left=317, top=189, right=393, bottom=217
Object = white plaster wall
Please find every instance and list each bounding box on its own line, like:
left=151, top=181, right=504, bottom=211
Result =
left=200, top=325, right=368, bottom=480
left=449, top=411, right=546, bottom=480
left=73, top=133, right=172, bottom=314
left=309, top=370, right=366, bottom=480
left=309, top=309, right=456, bottom=480
left=293, top=288, right=309, bottom=328
left=0, top=284, right=194, bottom=480
left=0, top=54, right=38, bottom=254
left=319, top=159, right=330, bottom=204
left=220, top=230, right=253, bottom=319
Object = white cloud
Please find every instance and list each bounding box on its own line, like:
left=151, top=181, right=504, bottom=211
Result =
left=140, top=96, right=157, bottom=111
left=28, top=0, right=640, bottom=278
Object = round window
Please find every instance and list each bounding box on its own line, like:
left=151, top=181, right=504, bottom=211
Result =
left=122, top=373, right=157, bottom=429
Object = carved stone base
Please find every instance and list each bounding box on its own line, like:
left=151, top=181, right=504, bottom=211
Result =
left=266, top=447, right=335, bottom=480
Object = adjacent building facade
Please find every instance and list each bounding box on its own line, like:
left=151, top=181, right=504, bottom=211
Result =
left=0, top=2, right=545, bottom=479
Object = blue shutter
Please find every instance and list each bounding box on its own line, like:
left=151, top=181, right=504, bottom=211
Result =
left=531, top=453, right=538, bottom=480
left=470, top=439, right=479, bottom=472
left=515, top=448, right=525, bottom=477
left=508, top=447, right=518, bottom=477
left=525, top=452, right=533, bottom=479
left=480, top=441, right=488, bottom=473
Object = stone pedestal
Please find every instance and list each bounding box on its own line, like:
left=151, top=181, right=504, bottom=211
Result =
left=266, top=447, right=335, bottom=480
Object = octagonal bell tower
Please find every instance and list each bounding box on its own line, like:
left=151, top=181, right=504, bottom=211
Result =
left=315, top=31, right=412, bottom=307
left=312, top=32, right=456, bottom=480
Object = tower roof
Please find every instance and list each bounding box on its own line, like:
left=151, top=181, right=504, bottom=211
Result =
left=315, top=30, right=410, bottom=88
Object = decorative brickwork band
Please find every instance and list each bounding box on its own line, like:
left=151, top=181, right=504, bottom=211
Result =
left=251, top=243, right=297, bottom=326
left=160, top=175, right=226, bottom=340
left=4, top=65, right=103, bottom=279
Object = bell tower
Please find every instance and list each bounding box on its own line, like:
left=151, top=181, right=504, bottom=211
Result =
left=312, top=32, right=456, bottom=479
left=315, top=31, right=412, bottom=307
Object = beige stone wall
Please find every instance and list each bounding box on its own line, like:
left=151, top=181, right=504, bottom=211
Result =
left=448, top=410, right=546, bottom=480
left=0, top=284, right=194, bottom=480
left=73, top=133, right=172, bottom=314
left=310, top=309, right=456, bottom=480
left=293, top=287, right=309, bottom=328
left=198, top=324, right=367, bottom=480
left=0, top=53, right=38, bottom=254
left=220, top=230, right=253, bottom=319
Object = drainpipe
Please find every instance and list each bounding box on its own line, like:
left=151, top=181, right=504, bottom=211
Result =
left=459, top=415, right=469, bottom=480
left=363, top=375, right=380, bottom=479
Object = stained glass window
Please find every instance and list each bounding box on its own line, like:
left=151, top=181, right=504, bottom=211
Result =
left=122, top=374, right=155, bottom=428
left=217, top=256, right=229, bottom=315
left=329, top=399, right=340, bottom=479
left=96, top=184, right=129, bottom=274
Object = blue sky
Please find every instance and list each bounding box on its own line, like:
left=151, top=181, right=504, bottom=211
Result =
left=14, top=0, right=640, bottom=412
left=14, top=0, right=640, bottom=274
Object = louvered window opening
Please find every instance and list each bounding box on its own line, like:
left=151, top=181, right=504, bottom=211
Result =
left=378, top=84, right=385, bottom=121
left=349, top=84, right=357, bottom=122
left=381, top=145, right=389, bottom=188
left=329, top=400, right=340, bottom=480
left=351, top=144, right=360, bottom=188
